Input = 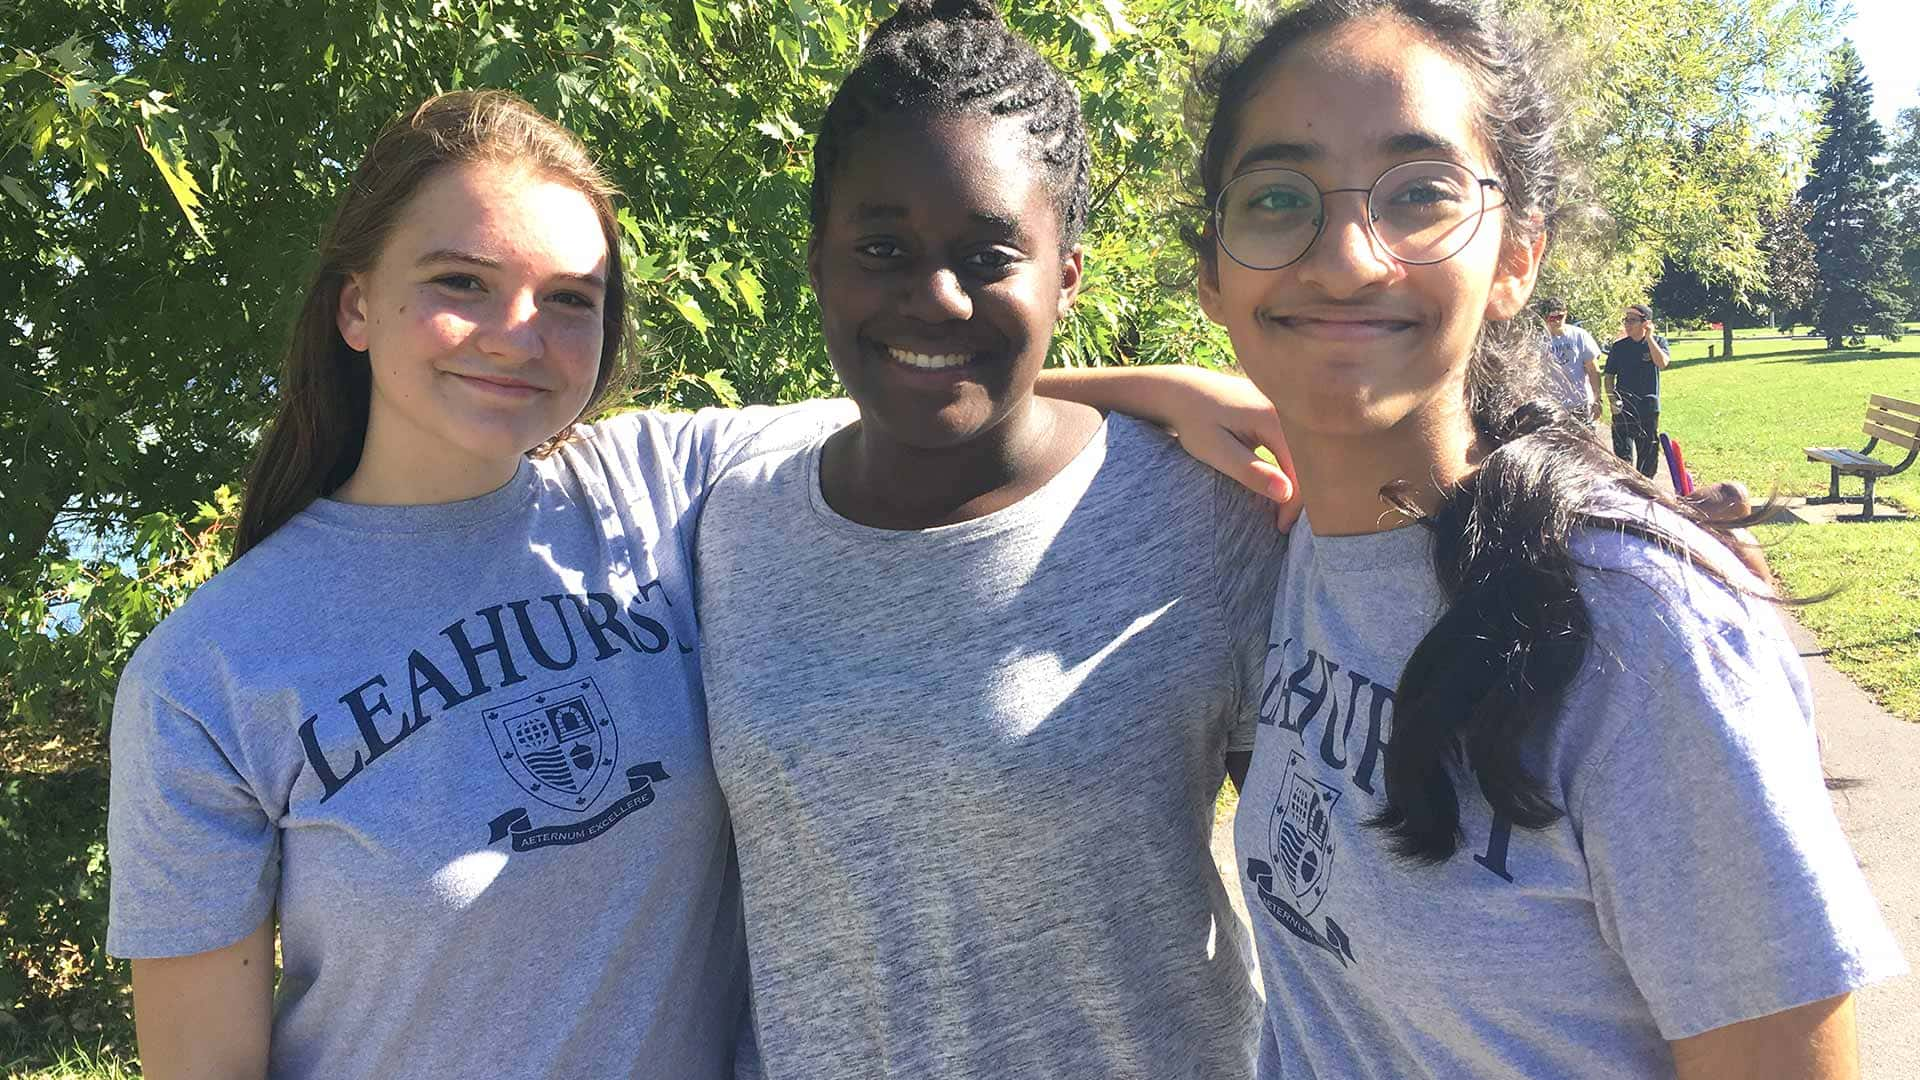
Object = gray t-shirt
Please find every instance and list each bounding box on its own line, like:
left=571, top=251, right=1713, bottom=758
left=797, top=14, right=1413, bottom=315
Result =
left=1545, top=324, right=1601, bottom=412
left=108, top=409, right=776, bottom=1080
left=1236, top=511, right=1906, bottom=1079
left=696, top=412, right=1283, bottom=1080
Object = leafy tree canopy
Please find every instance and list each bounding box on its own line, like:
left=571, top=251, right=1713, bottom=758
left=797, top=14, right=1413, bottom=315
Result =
left=0, top=0, right=1856, bottom=726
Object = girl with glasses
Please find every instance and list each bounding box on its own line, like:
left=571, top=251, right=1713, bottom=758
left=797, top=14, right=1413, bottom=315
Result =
left=1189, top=1, right=1903, bottom=1077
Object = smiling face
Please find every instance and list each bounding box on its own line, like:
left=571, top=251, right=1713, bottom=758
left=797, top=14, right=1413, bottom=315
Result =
left=336, top=159, right=609, bottom=488
left=1198, top=17, right=1541, bottom=444
left=808, top=111, right=1081, bottom=451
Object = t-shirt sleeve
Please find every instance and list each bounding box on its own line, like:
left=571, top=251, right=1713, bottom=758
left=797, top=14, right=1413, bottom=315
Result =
left=593, top=402, right=857, bottom=511
left=1209, top=473, right=1287, bottom=753
left=107, top=653, right=279, bottom=959
left=1576, top=607, right=1906, bottom=1039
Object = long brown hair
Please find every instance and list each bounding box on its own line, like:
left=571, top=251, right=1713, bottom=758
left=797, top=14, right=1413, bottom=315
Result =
left=233, top=90, right=627, bottom=557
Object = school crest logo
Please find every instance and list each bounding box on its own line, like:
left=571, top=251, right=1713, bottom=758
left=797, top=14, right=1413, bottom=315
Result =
left=484, top=678, right=618, bottom=811
left=1272, top=749, right=1341, bottom=915
left=1246, top=750, right=1356, bottom=966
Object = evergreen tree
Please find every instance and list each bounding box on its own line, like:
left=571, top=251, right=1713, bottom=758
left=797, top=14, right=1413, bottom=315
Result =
left=1882, top=104, right=1920, bottom=316
left=1800, top=43, right=1906, bottom=350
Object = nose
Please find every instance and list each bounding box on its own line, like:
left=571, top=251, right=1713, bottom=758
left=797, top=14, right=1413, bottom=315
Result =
left=1296, top=191, right=1398, bottom=297
left=900, top=263, right=973, bottom=323
left=473, top=289, right=543, bottom=363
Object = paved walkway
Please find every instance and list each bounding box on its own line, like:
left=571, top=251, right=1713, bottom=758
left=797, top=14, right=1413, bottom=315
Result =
left=1209, top=613, right=1918, bottom=1074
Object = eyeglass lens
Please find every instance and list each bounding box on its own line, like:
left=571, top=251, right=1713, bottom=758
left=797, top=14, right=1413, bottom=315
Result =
left=1216, top=160, right=1491, bottom=271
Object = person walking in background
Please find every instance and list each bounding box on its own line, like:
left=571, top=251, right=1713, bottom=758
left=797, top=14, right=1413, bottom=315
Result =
left=1606, top=302, right=1669, bottom=476
left=1540, top=296, right=1602, bottom=424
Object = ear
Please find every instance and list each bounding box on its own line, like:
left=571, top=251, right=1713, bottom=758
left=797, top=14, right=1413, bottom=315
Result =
left=1196, top=253, right=1228, bottom=327
left=1055, top=245, right=1085, bottom=318
left=1485, top=218, right=1549, bottom=321
left=337, top=273, right=372, bottom=353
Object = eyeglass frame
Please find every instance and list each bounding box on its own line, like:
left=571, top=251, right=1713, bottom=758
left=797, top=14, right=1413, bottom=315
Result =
left=1211, top=159, right=1507, bottom=272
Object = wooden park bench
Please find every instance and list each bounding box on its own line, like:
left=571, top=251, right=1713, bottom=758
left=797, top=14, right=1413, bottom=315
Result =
left=1804, top=395, right=1920, bottom=521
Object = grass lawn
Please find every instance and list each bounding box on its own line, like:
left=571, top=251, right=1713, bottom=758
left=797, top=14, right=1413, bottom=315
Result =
left=2, top=1037, right=141, bottom=1080
left=1656, top=327, right=1920, bottom=720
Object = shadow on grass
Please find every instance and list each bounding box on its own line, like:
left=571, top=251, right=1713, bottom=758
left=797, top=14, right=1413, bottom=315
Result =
left=1760, top=347, right=1920, bottom=366
left=1665, top=344, right=1920, bottom=371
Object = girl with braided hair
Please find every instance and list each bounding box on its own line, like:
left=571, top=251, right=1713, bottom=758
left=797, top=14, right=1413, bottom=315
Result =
left=1187, top=1, right=1904, bottom=1076
left=695, top=1, right=1281, bottom=1076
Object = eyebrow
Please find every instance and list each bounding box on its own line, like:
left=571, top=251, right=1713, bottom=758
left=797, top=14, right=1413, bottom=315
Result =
left=416, top=249, right=606, bottom=290
left=1232, top=131, right=1475, bottom=174
left=852, top=203, right=1025, bottom=235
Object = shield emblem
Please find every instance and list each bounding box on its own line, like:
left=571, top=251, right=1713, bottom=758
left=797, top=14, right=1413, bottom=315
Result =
left=484, top=678, right=619, bottom=811
left=1269, top=750, right=1341, bottom=916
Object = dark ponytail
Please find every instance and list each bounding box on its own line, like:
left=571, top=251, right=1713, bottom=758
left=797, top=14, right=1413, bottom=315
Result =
left=1188, top=0, right=1769, bottom=862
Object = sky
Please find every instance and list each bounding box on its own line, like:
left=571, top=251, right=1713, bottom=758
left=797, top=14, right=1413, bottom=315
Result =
left=1845, top=0, right=1920, bottom=132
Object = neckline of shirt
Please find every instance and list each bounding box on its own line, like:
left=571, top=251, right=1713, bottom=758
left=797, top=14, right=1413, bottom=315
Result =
left=1299, top=511, right=1433, bottom=573
left=298, top=456, right=540, bottom=535
left=802, top=414, right=1116, bottom=543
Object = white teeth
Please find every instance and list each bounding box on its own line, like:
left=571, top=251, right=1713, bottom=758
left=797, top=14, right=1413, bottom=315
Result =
left=887, top=346, right=970, bottom=370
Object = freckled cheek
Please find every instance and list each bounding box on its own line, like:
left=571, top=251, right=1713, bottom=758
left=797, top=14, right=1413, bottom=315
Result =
left=421, top=309, right=477, bottom=350
left=546, top=320, right=604, bottom=394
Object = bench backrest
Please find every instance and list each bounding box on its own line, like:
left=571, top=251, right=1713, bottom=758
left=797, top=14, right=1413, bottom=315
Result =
left=1866, top=395, right=1920, bottom=453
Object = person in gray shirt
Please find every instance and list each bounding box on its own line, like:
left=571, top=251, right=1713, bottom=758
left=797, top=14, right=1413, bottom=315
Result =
left=695, top=3, right=1286, bottom=1077
left=1188, top=2, right=1904, bottom=1076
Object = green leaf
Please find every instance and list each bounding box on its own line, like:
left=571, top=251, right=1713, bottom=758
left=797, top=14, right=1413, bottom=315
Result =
left=26, top=100, right=57, bottom=159
left=46, top=35, right=95, bottom=76
left=65, top=79, right=101, bottom=110
left=700, top=368, right=742, bottom=406
left=693, top=0, right=719, bottom=50
left=671, top=292, right=711, bottom=334
left=732, top=264, right=765, bottom=319
left=0, top=176, right=41, bottom=213
left=1068, top=12, right=1112, bottom=55
left=139, top=128, right=208, bottom=240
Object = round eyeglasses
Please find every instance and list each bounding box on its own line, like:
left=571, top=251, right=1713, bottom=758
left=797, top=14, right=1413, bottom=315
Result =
left=1213, top=160, right=1505, bottom=272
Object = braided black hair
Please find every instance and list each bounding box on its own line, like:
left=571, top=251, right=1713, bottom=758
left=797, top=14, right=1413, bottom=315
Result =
left=811, top=0, right=1092, bottom=252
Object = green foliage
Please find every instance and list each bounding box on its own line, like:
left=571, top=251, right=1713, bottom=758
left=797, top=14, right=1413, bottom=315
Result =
left=1801, top=43, right=1906, bottom=350
left=1514, top=0, right=1836, bottom=321
left=1882, top=104, right=1920, bottom=316
left=5, top=490, right=236, bottom=730
left=1761, top=195, right=1816, bottom=324
left=0, top=0, right=1251, bottom=732
left=0, top=722, right=131, bottom=1055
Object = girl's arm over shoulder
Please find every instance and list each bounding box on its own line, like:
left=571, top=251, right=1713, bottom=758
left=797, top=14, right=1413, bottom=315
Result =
left=1670, top=993, right=1858, bottom=1080
left=1035, top=365, right=1299, bottom=526
left=131, top=914, right=274, bottom=1080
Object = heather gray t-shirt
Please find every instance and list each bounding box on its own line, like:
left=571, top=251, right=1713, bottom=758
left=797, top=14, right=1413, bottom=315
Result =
left=108, top=409, right=778, bottom=1080
left=1236, top=511, right=1906, bottom=1079
left=697, top=413, right=1283, bottom=1080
